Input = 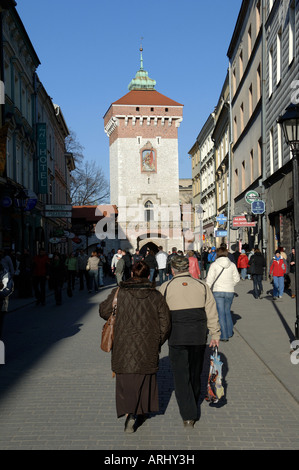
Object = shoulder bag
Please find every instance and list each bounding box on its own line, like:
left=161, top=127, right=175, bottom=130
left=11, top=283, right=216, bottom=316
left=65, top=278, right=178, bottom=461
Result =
left=101, top=287, right=119, bottom=352
left=210, top=267, right=225, bottom=291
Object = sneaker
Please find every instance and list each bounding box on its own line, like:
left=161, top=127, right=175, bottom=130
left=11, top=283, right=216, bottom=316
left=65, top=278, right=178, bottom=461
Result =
left=278, top=296, right=282, bottom=298
left=273, top=296, right=277, bottom=300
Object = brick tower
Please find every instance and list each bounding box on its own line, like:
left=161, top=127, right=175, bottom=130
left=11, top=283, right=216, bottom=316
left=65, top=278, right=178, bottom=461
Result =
left=103, top=47, right=184, bottom=252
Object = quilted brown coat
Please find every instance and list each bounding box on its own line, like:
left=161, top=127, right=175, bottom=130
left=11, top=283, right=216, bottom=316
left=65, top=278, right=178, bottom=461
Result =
left=99, top=278, right=171, bottom=374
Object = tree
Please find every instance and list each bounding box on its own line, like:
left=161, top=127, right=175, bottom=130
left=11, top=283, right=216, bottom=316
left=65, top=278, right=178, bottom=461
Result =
left=65, top=129, right=110, bottom=206
left=71, top=160, right=110, bottom=206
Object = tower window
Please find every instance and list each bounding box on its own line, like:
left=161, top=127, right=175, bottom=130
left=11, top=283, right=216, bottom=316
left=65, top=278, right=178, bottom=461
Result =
left=151, top=107, right=154, bottom=112
left=136, top=107, right=140, bottom=111
left=165, top=108, right=168, bottom=112
left=144, top=200, right=154, bottom=222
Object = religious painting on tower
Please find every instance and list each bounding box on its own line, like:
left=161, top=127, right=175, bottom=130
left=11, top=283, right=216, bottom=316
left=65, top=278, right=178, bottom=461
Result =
left=140, top=142, right=157, bottom=173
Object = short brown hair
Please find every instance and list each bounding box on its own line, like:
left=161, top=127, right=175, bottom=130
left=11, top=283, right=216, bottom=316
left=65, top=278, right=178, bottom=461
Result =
left=132, top=261, right=150, bottom=278
left=216, top=247, right=228, bottom=258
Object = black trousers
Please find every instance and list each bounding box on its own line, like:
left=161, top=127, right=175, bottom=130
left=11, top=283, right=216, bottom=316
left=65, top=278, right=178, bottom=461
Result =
left=169, top=344, right=206, bottom=421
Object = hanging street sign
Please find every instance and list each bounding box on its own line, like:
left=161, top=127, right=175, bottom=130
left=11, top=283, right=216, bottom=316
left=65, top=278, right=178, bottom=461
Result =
left=232, top=216, right=257, bottom=227
left=245, top=190, right=259, bottom=204
left=216, top=214, right=228, bottom=224
left=251, top=200, right=266, bottom=214
left=215, top=230, right=228, bottom=237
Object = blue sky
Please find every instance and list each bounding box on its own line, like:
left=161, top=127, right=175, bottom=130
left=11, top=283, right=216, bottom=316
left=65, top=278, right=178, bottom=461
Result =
left=16, top=0, right=241, bottom=183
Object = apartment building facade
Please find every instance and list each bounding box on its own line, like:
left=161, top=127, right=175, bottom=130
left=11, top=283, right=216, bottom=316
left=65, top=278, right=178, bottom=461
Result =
left=264, top=0, right=299, bottom=265
left=227, top=0, right=264, bottom=251
left=0, top=3, right=74, bottom=253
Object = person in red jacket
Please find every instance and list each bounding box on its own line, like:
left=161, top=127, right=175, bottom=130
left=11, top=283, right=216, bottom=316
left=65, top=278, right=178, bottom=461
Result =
left=269, top=250, right=287, bottom=300
left=237, top=249, right=249, bottom=280
left=187, top=251, right=201, bottom=279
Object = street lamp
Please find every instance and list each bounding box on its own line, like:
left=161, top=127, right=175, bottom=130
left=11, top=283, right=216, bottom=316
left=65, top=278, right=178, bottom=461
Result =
left=278, top=103, right=299, bottom=340
left=14, top=188, right=29, bottom=253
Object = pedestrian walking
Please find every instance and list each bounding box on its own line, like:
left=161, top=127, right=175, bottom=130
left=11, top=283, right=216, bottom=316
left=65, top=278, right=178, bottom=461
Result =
left=32, top=248, right=50, bottom=306
left=86, top=251, right=100, bottom=293
left=77, top=249, right=89, bottom=290
left=144, top=249, right=158, bottom=282
left=155, top=246, right=168, bottom=285
left=187, top=250, right=200, bottom=279
left=114, top=250, right=125, bottom=285
left=48, top=252, right=66, bottom=305
left=269, top=250, right=287, bottom=300
left=206, top=246, right=240, bottom=342
left=111, top=248, right=122, bottom=276
left=97, top=249, right=106, bottom=287
left=122, top=251, right=132, bottom=281
left=132, top=249, right=143, bottom=265
left=159, top=255, right=220, bottom=428
left=166, top=247, right=177, bottom=280
left=248, top=248, right=266, bottom=299
left=0, top=262, right=14, bottom=339
left=237, top=249, right=249, bottom=280
left=65, top=252, right=78, bottom=296
left=206, top=246, right=216, bottom=274
left=287, top=247, right=296, bottom=298
left=99, top=261, right=171, bottom=433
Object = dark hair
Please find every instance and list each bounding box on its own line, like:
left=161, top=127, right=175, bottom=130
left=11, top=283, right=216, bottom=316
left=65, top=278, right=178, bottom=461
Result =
left=132, top=261, right=150, bottom=278
left=216, top=247, right=228, bottom=258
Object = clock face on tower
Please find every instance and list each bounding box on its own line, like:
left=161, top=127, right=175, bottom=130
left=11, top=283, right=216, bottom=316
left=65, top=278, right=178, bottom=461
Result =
left=140, top=142, right=157, bottom=173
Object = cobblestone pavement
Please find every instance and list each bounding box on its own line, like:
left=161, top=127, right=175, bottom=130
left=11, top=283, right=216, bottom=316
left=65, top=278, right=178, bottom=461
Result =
left=0, top=277, right=298, bottom=450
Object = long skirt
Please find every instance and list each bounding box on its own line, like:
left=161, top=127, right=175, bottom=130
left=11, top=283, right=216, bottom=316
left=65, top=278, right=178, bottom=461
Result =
left=116, top=373, right=159, bottom=418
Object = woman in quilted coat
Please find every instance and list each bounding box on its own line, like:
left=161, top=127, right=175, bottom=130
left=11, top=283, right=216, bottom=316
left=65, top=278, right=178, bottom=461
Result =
left=99, top=261, right=171, bottom=433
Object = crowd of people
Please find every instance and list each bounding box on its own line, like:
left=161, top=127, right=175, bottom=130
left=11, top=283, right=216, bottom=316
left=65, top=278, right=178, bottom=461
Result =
left=0, top=242, right=296, bottom=431
left=99, top=242, right=296, bottom=433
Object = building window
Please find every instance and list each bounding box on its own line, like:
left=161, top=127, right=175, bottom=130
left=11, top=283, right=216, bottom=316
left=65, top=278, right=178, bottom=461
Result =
left=165, top=108, right=168, bottom=112
left=258, top=138, right=262, bottom=176
left=239, top=50, right=243, bottom=80
left=150, top=107, right=154, bottom=112
left=277, top=123, right=282, bottom=169
left=250, top=150, right=254, bottom=184
left=235, top=168, right=239, bottom=195
left=257, top=63, right=261, bottom=101
left=144, top=200, right=154, bottom=222
left=276, top=31, right=282, bottom=84
left=269, top=48, right=273, bottom=97
left=136, top=107, right=140, bottom=111
left=248, top=24, right=252, bottom=58
left=249, top=84, right=253, bottom=116
left=234, top=116, right=238, bottom=142
left=269, top=128, right=274, bottom=175
left=241, top=160, right=246, bottom=191
left=256, top=1, right=261, bottom=32
left=289, top=1, right=295, bottom=65
left=240, top=103, right=244, bottom=133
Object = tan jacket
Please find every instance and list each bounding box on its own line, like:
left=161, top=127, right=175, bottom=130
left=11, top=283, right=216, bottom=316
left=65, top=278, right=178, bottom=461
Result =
left=159, top=272, right=220, bottom=344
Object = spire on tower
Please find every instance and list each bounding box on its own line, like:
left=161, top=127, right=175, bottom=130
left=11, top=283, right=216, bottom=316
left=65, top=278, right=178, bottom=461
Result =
left=128, top=41, right=156, bottom=91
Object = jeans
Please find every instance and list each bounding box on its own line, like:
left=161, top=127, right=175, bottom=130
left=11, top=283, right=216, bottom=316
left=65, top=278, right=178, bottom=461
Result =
left=149, top=268, right=156, bottom=282
left=169, top=345, right=206, bottom=421
left=252, top=274, right=263, bottom=298
left=88, top=270, right=99, bottom=291
left=213, top=291, right=234, bottom=340
left=98, top=266, right=104, bottom=286
left=273, top=276, right=284, bottom=297
left=240, top=268, right=247, bottom=280
left=158, top=268, right=166, bottom=285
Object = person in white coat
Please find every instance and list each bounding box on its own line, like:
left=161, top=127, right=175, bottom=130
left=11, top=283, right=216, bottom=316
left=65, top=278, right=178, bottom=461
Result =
left=206, top=246, right=240, bottom=341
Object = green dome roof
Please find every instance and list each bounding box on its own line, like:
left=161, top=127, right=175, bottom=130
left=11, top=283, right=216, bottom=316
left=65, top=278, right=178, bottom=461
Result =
left=128, top=47, right=156, bottom=91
